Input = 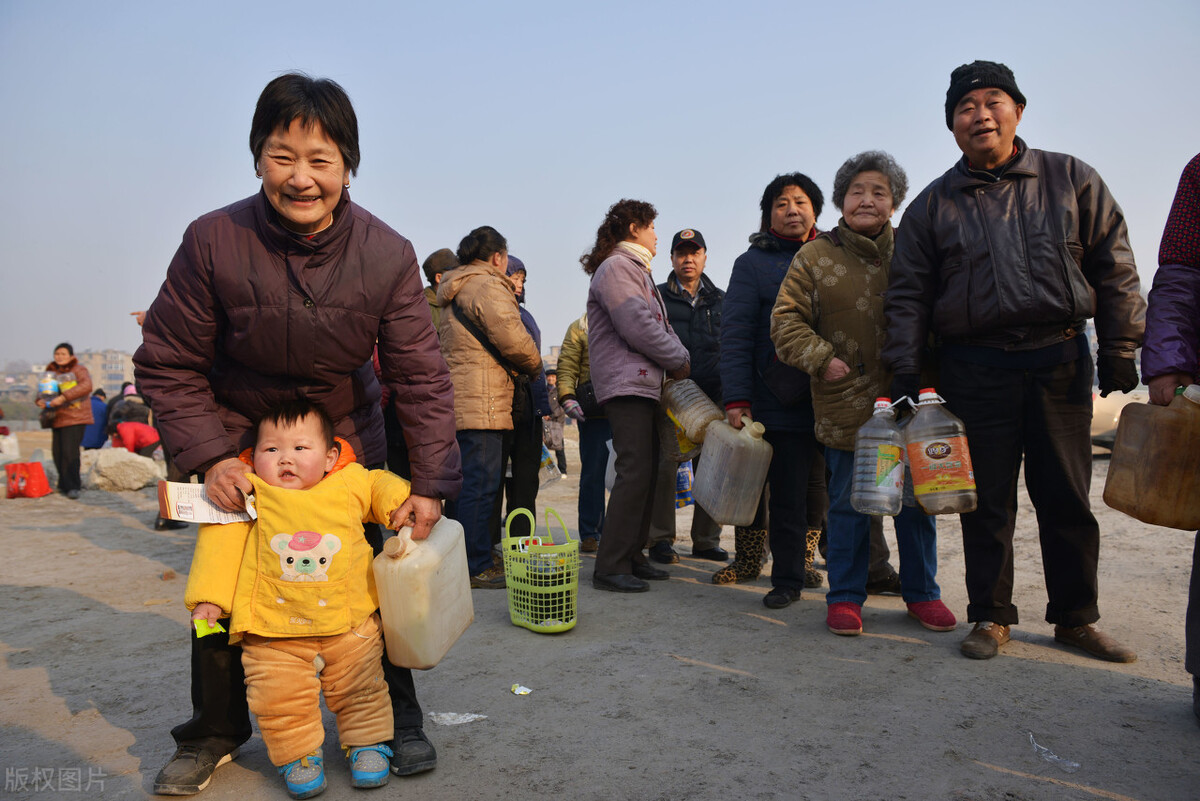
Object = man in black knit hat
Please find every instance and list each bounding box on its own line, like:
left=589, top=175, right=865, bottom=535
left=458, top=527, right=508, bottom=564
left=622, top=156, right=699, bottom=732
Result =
left=882, top=60, right=1145, bottom=662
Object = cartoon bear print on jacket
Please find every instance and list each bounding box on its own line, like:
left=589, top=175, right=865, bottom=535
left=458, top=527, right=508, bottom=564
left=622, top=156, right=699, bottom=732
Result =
left=270, top=531, right=342, bottom=582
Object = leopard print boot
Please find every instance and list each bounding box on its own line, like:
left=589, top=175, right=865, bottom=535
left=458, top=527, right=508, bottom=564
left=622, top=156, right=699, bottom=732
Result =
left=712, top=526, right=767, bottom=584
left=804, top=527, right=824, bottom=588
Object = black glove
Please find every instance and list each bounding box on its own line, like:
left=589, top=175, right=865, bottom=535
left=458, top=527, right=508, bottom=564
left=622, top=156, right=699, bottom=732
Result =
left=889, top=373, right=921, bottom=406
left=1097, top=355, right=1138, bottom=397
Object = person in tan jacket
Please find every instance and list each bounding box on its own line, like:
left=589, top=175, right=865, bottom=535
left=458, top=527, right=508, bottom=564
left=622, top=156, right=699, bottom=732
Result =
left=437, top=226, right=542, bottom=587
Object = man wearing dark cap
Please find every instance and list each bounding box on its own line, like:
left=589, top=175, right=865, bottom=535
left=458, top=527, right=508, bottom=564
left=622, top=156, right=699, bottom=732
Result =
left=648, top=229, right=729, bottom=563
left=883, top=60, right=1145, bottom=662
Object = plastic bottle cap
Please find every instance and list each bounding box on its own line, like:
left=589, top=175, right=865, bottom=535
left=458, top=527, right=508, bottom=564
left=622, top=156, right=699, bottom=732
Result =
left=1183, top=385, right=1200, bottom=405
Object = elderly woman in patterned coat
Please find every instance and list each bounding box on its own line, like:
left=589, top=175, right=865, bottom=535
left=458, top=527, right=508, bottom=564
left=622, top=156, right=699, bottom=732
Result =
left=771, top=151, right=956, bottom=638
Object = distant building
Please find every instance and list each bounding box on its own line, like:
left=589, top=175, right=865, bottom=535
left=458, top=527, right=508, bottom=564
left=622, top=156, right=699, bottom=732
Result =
left=74, top=349, right=135, bottom=395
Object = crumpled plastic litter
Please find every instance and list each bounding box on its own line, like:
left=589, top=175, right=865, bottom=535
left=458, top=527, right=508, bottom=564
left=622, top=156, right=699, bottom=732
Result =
left=428, top=712, right=487, bottom=725
left=1029, top=732, right=1080, bottom=773
left=511, top=684, right=532, bottom=695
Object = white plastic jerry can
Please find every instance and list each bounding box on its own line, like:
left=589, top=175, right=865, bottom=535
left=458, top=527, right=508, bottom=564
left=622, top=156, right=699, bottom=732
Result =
left=373, top=516, right=474, bottom=670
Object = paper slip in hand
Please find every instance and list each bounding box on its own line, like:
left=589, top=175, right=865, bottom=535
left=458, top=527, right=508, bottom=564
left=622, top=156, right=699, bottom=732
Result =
left=157, top=480, right=256, bottom=525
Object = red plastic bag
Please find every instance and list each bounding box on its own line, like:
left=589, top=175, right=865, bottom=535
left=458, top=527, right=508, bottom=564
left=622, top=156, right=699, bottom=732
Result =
left=6, top=462, right=53, bottom=499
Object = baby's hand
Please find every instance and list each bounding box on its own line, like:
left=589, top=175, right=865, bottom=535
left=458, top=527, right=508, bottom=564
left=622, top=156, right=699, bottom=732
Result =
left=191, top=602, right=223, bottom=623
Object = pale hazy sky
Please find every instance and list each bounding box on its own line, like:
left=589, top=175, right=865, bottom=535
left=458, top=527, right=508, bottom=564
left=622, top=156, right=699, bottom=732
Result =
left=2, top=0, right=1197, bottom=367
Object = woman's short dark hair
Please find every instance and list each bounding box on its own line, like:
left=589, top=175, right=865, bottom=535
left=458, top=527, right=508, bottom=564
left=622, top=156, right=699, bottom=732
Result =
left=250, top=73, right=361, bottom=176
left=456, top=226, right=508, bottom=265
left=580, top=199, right=657, bottom=275
left=831, top=151, right=908, bottom=210
left=758, top=173, right=824, bottom=232
left=255, top=398, right=336, bottom=449
left=54, top=342, right=73, bottom=356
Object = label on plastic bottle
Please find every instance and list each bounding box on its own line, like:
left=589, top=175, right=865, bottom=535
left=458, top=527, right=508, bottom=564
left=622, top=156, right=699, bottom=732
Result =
left=874, top=444, right=904, bottom=488
left=907, top=436, right=975, bottom=495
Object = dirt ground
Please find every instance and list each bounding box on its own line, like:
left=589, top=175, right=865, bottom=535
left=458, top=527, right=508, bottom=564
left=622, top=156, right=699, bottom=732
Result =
left=1, top=427, right=1197, bottom=801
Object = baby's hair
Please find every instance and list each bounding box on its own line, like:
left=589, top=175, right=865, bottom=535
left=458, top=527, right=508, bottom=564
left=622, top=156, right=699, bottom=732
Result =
left=255, top=398, right=336, bottom=449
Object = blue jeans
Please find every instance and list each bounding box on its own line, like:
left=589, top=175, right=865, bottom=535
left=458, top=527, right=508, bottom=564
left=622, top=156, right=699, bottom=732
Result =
left=577, top=418, right=612, bottom=541
left=445, top=430, right=505, bottom=576
left=824, top=448, right=939, bottom=606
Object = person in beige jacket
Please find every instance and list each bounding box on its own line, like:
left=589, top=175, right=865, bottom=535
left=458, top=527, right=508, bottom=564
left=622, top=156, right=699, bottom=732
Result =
left=437, top=226, right=542, bottom=587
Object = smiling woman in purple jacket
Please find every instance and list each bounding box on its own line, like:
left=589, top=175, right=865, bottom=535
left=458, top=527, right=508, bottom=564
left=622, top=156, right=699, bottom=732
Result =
left=582, top=199, right=691, bottom=593
left=134, top=73, right=458, bottom=794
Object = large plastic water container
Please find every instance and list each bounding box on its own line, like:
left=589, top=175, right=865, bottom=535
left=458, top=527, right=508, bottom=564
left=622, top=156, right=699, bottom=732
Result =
left=851, top=398, right=904, bottom=516
left=1103, top=385, right=1200, bottom=530
left=662, top=379, right=723, bottom=443
left=373, top=517, right=474, bottom=670
left=692, top=419, right=773, bottom=526
left=904, top=388, right=977, bottom=515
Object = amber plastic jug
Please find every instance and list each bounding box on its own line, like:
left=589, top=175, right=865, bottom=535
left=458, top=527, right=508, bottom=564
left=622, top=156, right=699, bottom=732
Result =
left=904, top=388, right=977, bottom=515
left=1103, top=385, right=1200, bottom=530
left=662, top=379, right=724, bottom=443
left=692, top=418, right=773, bottom=526
left=373, top=517, right=474, bottom=669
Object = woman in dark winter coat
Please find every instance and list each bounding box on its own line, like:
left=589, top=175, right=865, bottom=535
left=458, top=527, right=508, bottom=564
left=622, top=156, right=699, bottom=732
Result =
left=714, top=173, right=822, bottom=609
left=133, top=73, right=457, bottom=793
left=36, top=342, right=93, bottom=498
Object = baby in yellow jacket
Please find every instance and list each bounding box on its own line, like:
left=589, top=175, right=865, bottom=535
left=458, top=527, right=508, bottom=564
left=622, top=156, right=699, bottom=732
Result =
left=188, top=399, right=410, bottom=799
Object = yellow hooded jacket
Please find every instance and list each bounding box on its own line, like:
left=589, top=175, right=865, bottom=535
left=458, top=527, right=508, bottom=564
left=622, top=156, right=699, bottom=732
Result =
left=185, top=440, right=410, bottom=642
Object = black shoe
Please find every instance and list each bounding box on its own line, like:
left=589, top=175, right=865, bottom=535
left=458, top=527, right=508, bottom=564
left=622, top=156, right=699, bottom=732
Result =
left=866, top=570, right=902, bottom=596
left=691, top=547, right=729, bottom=562
left=390, top=727, right=437, bottom=776
left=632, top=562, right=669, bottom=580
left=155, top=516, right=190, bottom=531
left=153, top=745, right=239, bottom=795
left=763, top=587, right=802, bottom=609
left=593, top=573, right=650, bottom=593
left=648, top=542, right=679, bottom=564
left=65, top=489, right=81, bottom=500
left=1194, top=677, right=1200, bottom=726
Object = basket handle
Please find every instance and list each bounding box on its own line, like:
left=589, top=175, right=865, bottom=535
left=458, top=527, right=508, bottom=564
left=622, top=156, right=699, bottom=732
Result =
left=543, top=507, right=571, bottom=545
left=505, top=507, right=536, bottom=540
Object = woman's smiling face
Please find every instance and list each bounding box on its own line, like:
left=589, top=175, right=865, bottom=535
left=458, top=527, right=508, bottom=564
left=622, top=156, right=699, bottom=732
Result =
left=258, top=117, right=348, bottom=234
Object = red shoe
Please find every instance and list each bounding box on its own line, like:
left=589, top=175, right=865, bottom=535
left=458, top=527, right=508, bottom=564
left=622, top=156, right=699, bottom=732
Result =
left=826, top=602, right=862, bottom=636
left=907, top=600, right=957, bottom=632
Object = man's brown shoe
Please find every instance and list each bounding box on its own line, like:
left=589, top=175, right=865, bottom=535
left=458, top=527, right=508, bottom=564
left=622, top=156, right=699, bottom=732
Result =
left=1053, top=624, right=1137, bottom=663
left=960, top=621, right=1010, bottom=659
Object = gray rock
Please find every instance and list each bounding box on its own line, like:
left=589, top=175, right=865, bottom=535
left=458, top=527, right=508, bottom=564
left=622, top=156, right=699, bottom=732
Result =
left=85, top=448, right=165, bottom=491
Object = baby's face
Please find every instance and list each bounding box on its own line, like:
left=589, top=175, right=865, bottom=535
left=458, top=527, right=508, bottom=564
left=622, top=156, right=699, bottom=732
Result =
left=253, top=415, right=338, bottom=490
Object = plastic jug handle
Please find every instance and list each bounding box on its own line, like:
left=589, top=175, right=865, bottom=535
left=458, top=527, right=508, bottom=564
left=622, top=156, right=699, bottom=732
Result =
left=383, top=528, right=413, bottom=559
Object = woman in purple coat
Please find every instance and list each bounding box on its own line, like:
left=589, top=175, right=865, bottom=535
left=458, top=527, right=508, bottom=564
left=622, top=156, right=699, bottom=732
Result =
left=1142, top=152, right=1200, bottom=722
left=582, top=200, right=690, bottom=593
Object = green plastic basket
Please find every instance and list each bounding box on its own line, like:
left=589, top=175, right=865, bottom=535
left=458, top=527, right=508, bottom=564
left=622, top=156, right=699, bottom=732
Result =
left=502, top=508, right=579, bottom=634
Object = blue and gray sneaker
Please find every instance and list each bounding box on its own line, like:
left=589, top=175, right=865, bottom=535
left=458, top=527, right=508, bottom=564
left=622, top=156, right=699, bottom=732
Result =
left=279, top=749, right=325, bottom=799
left=347, top=743, right=393, bottom=788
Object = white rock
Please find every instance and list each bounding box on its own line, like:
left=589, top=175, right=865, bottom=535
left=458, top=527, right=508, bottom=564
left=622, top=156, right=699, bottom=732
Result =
left=86, top=449, right=165, bottom=491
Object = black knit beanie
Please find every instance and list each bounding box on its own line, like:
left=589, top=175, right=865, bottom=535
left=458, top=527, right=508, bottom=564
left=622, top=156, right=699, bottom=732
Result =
left=944, top=60, right=1026, bottom=129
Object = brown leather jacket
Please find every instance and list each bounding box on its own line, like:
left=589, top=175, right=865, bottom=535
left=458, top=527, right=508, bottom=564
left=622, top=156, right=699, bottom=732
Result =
left=884, top=139, right=1145, bottom=374
left=134, top=190, right=461, bottom=500
left=45, top=359, right=94, bottom=428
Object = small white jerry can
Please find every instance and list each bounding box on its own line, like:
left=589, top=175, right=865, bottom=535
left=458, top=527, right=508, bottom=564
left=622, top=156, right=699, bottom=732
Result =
left=373, top=517, right=474, bottom=670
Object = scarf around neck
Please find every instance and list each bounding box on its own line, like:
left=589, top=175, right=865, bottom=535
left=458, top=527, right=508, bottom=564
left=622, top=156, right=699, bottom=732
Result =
left=616, top=240, right=653, bottom=271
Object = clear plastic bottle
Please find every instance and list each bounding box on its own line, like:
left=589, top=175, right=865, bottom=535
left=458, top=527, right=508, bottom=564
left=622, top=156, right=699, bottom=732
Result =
left=904, top=388, right=977, bottom=514
left=38, top=372, right=59, bottom=400
left=851, top=398, right=905, bottom=516
left=661, top=378, right=723, bottom=443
